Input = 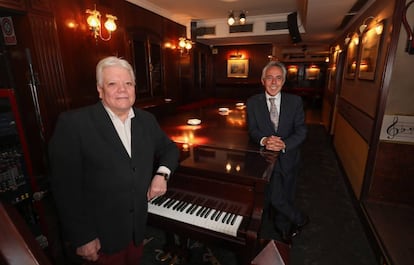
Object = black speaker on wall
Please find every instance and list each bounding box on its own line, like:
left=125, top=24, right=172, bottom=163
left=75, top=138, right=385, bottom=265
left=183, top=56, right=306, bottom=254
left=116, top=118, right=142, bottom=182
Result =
left=287, top=12, right=302, bottom=43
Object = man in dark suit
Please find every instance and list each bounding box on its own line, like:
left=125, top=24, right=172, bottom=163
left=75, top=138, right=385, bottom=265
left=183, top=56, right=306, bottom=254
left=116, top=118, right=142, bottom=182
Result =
left=48, top=56, right=179, bottom=264
left=246, top=61, right=308, bottom=243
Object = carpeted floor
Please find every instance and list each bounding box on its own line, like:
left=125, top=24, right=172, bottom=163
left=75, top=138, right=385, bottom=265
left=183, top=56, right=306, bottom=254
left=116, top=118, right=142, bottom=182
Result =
left=141, top=124, right=378, bottom=265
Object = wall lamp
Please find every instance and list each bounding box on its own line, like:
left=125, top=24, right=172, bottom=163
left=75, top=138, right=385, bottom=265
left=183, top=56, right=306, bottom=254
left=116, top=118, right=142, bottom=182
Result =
left=86, top=5, right=117, bottom=41
left=359, top=16, right=383, bottom=35
left=344, top=32, right=359, bottom=46
left=227, top=10, right=247, bottom=25
left=178, top=37, right=193, bottom=54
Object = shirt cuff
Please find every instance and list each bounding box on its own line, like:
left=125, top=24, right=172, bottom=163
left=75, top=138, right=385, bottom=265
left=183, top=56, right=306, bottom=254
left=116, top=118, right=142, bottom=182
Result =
left=156, top=166, right=171, bottom=175
left=260, top=137, right=267, bottom=146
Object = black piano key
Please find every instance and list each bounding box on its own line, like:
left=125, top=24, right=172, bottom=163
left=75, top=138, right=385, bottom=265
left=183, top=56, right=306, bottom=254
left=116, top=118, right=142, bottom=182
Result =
left=215, top=211, right=223, bottom=221
left=230, top=213, right=237, bottom=225
left=196, top=206, right=206, bottom=216
left=178, top=201, right=189, bottom=211
left=210, top=209, right=218, bottom=220
left=165, top=199, right=177, bottom=208
left=226, top=213, right=234, bottom=224
left=222, top=212, right=230, bottom=223
left=186, top=204, right=196, bottom=213
left=170, top=200, right=181, bottom=209
left=173, top=200, right=184, bottom=211
left=204, top=208, right=212, bottom=218
left=160, top=198, right=172, bottom=207
left=152, top=196, right=165, bottom=205
left=190, top=205, right=200, bottom=215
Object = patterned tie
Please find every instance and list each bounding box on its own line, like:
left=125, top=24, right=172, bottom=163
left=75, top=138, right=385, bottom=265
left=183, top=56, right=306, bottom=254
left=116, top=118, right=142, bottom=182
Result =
left=269, top=97, right=279, bottom=131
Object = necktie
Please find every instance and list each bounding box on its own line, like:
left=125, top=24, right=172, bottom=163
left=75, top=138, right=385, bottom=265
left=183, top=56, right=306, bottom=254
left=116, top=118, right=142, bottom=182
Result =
left=269, top=97, right=279, bottom=131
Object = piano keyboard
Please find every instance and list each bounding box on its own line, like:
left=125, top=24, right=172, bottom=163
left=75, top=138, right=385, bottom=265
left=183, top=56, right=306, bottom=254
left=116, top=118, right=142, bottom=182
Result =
left=148, top=194, right=243, bottom=237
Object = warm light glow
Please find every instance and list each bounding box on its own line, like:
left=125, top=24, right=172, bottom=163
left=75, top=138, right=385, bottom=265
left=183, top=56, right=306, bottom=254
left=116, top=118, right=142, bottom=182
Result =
left=239, top=12, right=246, bottom=24
left=227, top=10, right=247, bottom=25
left=86, top=5, right=117, bottom=41
left=226, top=163, right=232, bottom=172
left=87, top=11, right=100, bottom=28
left=177, top=37, right=193, bottom=54
left=353, top=34, right=359, bottom=45
left=66, top=20, right=77, bottom=29
left=228, top=11, right=235, bottom=25
left=104, top=14, right=117, bottom=31
left=375, top=23, right=383, bottom=35
left=359, top=16, right=375, bottom=34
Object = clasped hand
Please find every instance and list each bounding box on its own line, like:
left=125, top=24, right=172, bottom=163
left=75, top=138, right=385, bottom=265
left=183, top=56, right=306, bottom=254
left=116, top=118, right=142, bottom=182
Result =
left=264, top=135, right=286, bottom=152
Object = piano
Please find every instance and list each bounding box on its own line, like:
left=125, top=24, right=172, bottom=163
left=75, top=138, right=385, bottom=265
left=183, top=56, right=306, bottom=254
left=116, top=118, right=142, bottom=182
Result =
left=148, top=100, right=276, bottom=265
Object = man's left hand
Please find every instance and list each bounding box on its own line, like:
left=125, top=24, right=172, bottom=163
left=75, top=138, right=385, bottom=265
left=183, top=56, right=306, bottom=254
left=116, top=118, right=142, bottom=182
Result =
left=147, top=175, right=167, bottom=200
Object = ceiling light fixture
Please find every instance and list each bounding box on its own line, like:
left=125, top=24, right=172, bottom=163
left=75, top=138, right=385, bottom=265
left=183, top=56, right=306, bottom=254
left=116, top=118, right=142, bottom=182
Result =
left=227, top=10, right=247, bottom=26
left=228, top=11, right=235, bottom=25
left=239, top=11, right=246, bottom=25
left=86, top=5, right=117, bottom=41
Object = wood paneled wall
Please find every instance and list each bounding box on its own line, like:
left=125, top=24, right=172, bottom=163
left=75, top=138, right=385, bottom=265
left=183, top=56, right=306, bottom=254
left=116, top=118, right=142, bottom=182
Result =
left=212, top=44, right=272, bottom=100
left=1, top=0, right=186, bottom=177
left=369, top=142, right=414, bottom=205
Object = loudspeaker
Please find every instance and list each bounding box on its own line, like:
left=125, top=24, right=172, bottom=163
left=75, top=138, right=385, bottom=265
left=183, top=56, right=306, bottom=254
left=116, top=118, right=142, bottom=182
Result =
left=287, top=12, right=302, bottom=44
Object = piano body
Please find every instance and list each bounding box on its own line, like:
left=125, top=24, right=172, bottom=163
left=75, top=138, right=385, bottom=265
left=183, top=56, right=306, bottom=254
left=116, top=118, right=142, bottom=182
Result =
left=148, top=100, right=276, bottom=264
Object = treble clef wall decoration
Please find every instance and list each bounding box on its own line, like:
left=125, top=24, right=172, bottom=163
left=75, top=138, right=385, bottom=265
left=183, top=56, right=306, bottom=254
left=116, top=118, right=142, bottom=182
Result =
left=402, top=0, right=414, bottom=54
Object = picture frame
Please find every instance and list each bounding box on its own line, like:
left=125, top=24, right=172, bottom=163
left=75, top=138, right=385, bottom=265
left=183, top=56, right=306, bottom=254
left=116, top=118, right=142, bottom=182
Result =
left=227, top=59, right=249, bottom=78
left=358, top=20, right=384, bottom=80
left=305, top=66, right=320, bottom=80
left=345, top=34, right=359, bottom=79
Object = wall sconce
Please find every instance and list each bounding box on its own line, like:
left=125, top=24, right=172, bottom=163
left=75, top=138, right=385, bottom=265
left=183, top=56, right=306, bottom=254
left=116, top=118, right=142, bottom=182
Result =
left=344, top=33, right=351, bottom=45
left=344, top=32, right=359, bottom=46
left=178, top=37, right=193, bottom=54
left=86, top=5, right=117, bottom=41
left=227, top=10, right=247, bottom=25
left=359, top=16, right=379, bottom=34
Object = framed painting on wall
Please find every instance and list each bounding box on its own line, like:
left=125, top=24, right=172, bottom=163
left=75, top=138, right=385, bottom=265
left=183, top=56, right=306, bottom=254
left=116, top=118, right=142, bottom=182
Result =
left=358, top=21, right=384, bottom=80
left=227, top=59, right=249, bottom=78
left=345, top=34, right=360, bottom=79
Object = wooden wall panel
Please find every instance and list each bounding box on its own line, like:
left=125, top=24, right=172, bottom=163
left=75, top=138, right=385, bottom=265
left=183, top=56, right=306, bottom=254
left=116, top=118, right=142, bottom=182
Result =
left=213, top=44, right=271, bottom=99
left=28, top=13, right=68, bottom=139
left=0, top=0, right=25, bottom=11
left=369, top=142, right=414, bottom=205
left=333, top=114, right=369, bottom=199
left=337, top=98, right=374, bottom=143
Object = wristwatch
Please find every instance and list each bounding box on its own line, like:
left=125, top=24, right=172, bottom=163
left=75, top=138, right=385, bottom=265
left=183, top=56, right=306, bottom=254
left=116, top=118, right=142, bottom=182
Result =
left=156, top=172, right=170, bottom=181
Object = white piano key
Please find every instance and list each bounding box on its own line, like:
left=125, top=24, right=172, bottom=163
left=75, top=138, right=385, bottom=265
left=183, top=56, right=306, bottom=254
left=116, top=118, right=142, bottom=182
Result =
left=148, top=196, right=243, bottom=237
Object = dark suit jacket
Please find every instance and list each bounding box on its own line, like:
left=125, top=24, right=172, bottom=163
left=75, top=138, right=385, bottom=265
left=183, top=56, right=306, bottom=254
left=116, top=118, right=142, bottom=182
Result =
left=246, top=92, right=307, bottom=156
left=48, top=102, right=179, bottom=254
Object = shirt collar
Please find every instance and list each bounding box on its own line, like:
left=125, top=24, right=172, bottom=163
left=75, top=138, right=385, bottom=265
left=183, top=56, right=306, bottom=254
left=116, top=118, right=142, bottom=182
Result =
left=102, top=103, right=135, bottom=122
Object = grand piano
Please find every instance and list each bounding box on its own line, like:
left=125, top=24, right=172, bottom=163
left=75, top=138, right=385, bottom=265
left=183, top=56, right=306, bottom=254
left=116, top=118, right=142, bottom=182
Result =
left=147, top=99, right=277, bottom=264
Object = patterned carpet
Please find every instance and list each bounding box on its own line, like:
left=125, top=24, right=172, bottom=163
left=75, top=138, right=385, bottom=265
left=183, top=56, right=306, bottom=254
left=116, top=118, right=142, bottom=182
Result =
left=141, top=125, right=378, bottom=265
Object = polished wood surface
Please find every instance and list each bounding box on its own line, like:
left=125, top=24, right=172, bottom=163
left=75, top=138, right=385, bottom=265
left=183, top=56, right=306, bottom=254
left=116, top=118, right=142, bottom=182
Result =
left=160, top=100, right=258, bottom=152
left=149, top=101, right=276, bottom=264
left=0, top=201, right=52, bottom=265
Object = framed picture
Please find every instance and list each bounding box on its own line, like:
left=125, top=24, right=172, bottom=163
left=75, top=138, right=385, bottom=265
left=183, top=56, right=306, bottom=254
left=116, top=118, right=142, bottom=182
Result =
left=227, top=59, right=249, bottom=78
left=305, top=66, right=320, bottom=80
left=345, top=34, right=359, bottom=79
left=286, top=65, right=299, bottom=81
left=358, top=21, right=384, bottom=80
